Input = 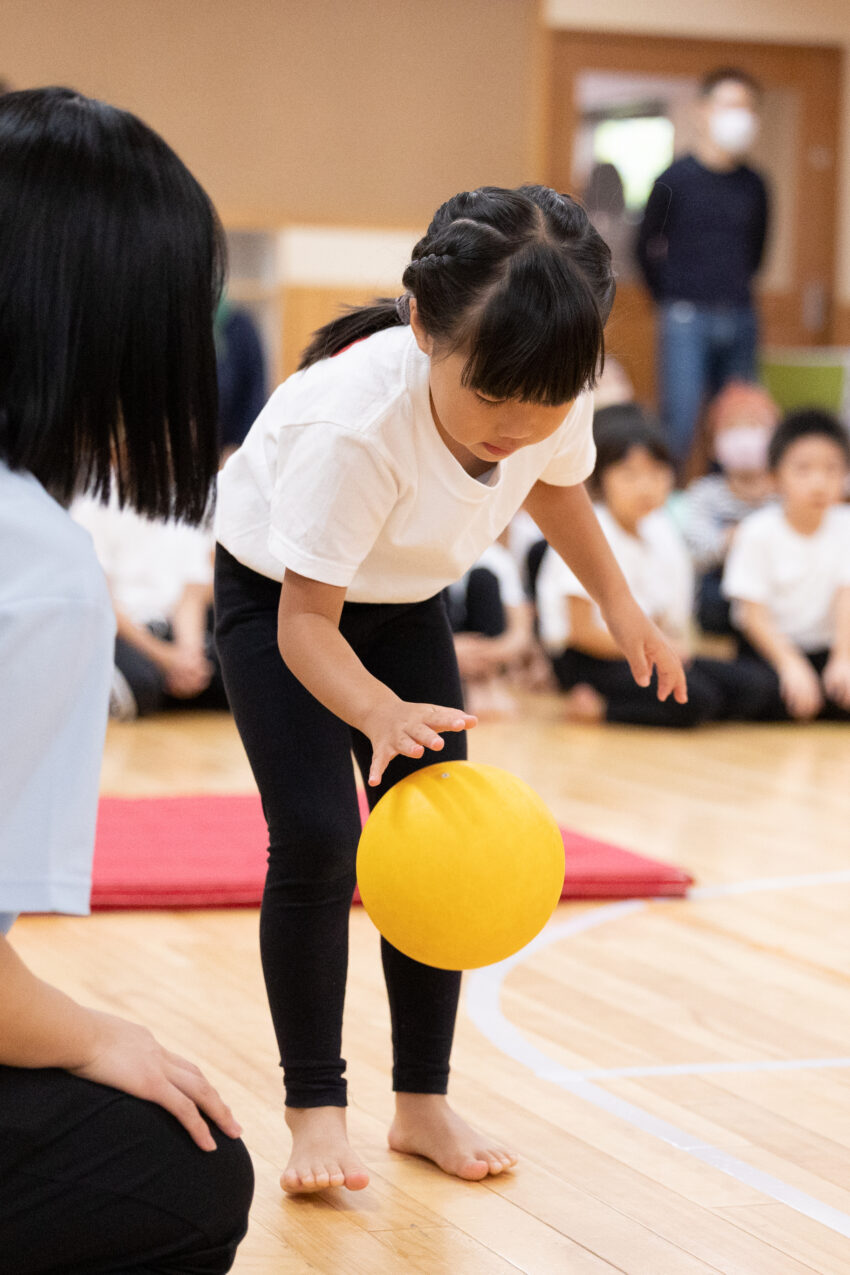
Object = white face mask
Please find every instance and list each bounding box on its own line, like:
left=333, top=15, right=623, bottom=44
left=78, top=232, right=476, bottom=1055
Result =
left=709, top=107, right=759, bottom=156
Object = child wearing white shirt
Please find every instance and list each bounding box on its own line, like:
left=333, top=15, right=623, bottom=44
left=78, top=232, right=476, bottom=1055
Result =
left=538, top=404, right=764, bottom=726
left=72, top=492, right=227, bottom=718
left=214, top=186, right=688, bottom=1196
left=723, top=409, right=850, bottom=720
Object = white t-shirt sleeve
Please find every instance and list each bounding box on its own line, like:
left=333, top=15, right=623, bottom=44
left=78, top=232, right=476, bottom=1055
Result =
left=268, top=426, right=398, bottom=587
left=722, top=515, right=771, bottom=604
left=538, top=394, right=596, bottom=487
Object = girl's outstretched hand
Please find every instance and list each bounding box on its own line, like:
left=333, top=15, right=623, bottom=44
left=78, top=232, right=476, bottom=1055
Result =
left=363, top=698, right=478, bottom=787
left=604, top=598, right=689, bottom=704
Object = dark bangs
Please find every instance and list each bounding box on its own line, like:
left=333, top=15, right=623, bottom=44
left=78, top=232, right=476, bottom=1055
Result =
left=457, top=241, right=607, bottom=406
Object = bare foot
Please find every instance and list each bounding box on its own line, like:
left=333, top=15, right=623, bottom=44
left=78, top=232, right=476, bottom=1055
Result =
left=388, top=1094, right=518, bottom=1181
left=563, top=682, right=606, bottom=723
left=281, top=1106, right=370, bottom=1194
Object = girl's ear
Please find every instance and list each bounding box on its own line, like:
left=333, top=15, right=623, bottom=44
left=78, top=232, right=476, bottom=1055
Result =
left=408, top=297, right=434, bottom=356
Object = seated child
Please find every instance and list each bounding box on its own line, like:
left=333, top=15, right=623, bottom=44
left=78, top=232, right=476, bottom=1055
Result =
left=72, top=492, right=228, bottom=719
left=537, top=404, right=761, bottom=727
left=722, top=409, right=850, bottom=721
left=682, top=382, right=778, bottom=635
left=446, top=533, right=548, bottom=716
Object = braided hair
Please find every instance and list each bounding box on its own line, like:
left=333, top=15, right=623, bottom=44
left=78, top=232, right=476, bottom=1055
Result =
left=298, top=185, right=615, bottom=405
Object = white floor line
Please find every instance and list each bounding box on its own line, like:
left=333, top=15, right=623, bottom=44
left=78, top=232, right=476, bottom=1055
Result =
left=465, top=875, right=850, bottom=1239
left=691, top=868, right=850, bottom=899
left=578, top=1056, right=850, bottom=1080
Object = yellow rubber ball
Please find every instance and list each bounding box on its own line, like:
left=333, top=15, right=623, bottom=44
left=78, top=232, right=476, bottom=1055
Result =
left=356, top=761, right=564, bottom=970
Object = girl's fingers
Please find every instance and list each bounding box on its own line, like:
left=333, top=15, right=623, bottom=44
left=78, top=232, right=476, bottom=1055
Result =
left=629, top=648, right=651, bottom=688
left=408, top=723, right=445, bottom=751
left=368, top=751, right=389, bottom=786
left=655, top=659, right=676, bottom=702
left=651, top=646, right=688, bottom=704
left=427, top=707, right=478, bottom=732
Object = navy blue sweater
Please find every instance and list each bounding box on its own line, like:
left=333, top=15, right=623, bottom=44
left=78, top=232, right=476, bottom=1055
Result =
left=636, top=155, right=769, bottom=307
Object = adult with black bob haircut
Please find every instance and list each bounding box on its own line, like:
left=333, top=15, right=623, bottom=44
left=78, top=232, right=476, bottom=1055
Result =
left=0, top=87, right=253, bottom=1274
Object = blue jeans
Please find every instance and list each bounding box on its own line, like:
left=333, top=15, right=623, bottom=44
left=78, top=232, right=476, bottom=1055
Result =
left=659, top=302, right=758, bottom=467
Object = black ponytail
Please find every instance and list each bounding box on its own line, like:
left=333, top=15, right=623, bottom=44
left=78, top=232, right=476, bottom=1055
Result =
left=298, top=184, right=615, bottom=405
left=298, top=297, right=405, bottom=368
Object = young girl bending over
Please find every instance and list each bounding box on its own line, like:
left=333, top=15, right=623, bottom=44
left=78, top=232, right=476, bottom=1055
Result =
left=537, top=404, right=760, bottom=726
left=214, top=186, right=687, bottom=1195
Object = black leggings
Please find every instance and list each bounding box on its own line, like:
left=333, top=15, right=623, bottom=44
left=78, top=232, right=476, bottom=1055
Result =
left=0, top=1067, right=253, bottom=1275
left=214, top=546, right=465, bottom=1108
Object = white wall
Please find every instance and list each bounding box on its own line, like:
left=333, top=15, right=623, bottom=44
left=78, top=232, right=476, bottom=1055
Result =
left=544, top=0, right=850, bottom=305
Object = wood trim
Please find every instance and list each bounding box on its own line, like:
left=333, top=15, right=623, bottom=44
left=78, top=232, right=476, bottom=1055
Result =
left=282, top=285, right=384, bottom=378
left=543, top=29, right=843, bottom=362
left=527, top=4, right=557, bottom=183
left=833, top=302, right=850, bottom=345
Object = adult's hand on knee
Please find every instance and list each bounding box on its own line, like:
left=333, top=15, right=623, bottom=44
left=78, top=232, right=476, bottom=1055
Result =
left=68, top=1010, right=243, bottom=1151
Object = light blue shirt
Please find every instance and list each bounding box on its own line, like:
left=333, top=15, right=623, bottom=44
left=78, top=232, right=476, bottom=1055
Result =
left=0, top=461, right=115, bottom=915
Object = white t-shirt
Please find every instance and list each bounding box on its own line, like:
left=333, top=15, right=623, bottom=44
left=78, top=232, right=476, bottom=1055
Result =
left=537, top=504, right=694, bottom=653
left=0, top=461, right=115, bottom=915
left=214, top=325, right=595, bottom=604
left=72, top=493, right=213, bottom=627
left=722, top=503, right=850, bottom=651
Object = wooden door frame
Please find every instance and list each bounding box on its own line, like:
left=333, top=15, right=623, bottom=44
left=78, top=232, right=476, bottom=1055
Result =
left=536, top=28, right=844, bottom=398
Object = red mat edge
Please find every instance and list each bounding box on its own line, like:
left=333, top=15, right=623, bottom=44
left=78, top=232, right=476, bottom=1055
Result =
left=90, top=793, right=694, bottom=909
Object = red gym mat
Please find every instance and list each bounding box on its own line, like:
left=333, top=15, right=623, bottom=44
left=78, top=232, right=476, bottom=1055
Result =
left=90, top=793, right=692, bottom=910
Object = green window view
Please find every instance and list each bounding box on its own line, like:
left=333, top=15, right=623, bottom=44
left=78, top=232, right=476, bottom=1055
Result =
left=593, top=116, right=675, bottom=210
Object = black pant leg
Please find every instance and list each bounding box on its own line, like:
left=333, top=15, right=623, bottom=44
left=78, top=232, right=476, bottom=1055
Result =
left=554, top=649, right=720, bottom=727
left=0, top=1068, right=253, bottom=1275
left=696, top=568, right=733, bottom=636
left=348, top=594, right=466, bottom=1095
left=462, top=567, right=506, bottom=638
left=114, top=637, right=166, bottom=717
left=215, top=547, right=361, bottom=1108
left=689, top=656, right=787, bottom=721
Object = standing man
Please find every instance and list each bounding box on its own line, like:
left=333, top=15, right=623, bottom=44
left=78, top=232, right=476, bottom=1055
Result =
left=637, top=68, right=769, bottom=472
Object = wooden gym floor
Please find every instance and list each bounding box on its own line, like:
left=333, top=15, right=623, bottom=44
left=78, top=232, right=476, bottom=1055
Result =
left=12, top=702, right=850, bottom=1273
